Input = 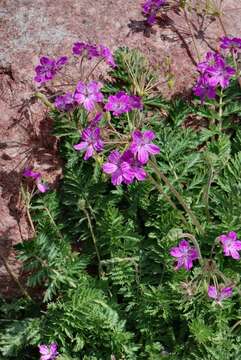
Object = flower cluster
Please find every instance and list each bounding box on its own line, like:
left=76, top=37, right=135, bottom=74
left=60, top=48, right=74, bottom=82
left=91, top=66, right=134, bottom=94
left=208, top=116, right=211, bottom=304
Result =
left=102, top=130, right=159, bottom=186
left=55, top=81, right=103, bottom=112
left=72, top=42, right=116, bottom=67
left=38, top=343, right=58, bottom=360
left=142, top=0, right=166, bottom=25
left=34, top=56, right=68, bottom=84
left=170, top=240, right=199, bottom=271
left=193, top=50, right=235, bottom=102
left=104, top=91, right=143, bottom=116
left=23, top=168, right=48, bottom=193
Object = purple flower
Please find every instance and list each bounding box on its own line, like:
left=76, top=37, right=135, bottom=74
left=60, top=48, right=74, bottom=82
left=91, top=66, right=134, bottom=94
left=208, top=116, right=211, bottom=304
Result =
left=55, top=92, right=75, bottom=112
left=220, top=37, right=241, bottom=52
left=170, top=240, right=199, bottom=271
left=142, top=0, right=166, bottom=25
left=206, top=56, right=235, bottom=88
left=74, top=81, right=104, bottom=111
left=193, top=74, right=216, bottom=102
left=102, top=150, right=134, bottom=186
left=34, top=56, right=68, bottom=84
left=99, top=45, right=116, bottom=67
left=130, top=130, right=160, bottom=164
left=122, top=150, right=147, bottom=182
left=219, top=231, right=241, bottom=260
left=72, top=42, right=86, bottom=56
left=208, top=285, right=233, bottom=304
left=74, top=127, right=104, bottom=160
left=72, top=42, right=99, bottom=59
left=38, top=343, right=59, bottom=360
left=23, top=168, right=48, bottom=193
left=104, top=92, right=142, bottom=116
left=197, top=52, right=222, bottom=74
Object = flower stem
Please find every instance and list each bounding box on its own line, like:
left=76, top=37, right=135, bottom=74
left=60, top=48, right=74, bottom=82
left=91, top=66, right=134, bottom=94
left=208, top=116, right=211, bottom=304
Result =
left=82, top=208, right=103, bottom=277
left=148, top=174, right=189, bottom=228
left=183, top=8, right=201, bottom=62
left=150, top=160, right=204, bottom=234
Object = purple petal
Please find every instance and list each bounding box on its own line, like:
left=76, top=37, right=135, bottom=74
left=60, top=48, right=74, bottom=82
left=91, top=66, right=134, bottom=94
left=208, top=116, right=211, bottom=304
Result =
left=137, top=147, right=149, bottom=164
left=220, top=287, right=233, bottom=300
left=83, top=146, right=94, bottom=160
left=145, top=143, right=160, bottom=155
left=170, top=246, right=182, bottom=258
left=228, top=231, right=237, bottom=241
left=208, top=285, right=218, bottom=299
left=74, top=141, right=88, bottom=151
left=37, top=182, right=49, bottom=193
left=143, top=130, right=155, bottom=141
left=102, top=163, right=118, bottom=174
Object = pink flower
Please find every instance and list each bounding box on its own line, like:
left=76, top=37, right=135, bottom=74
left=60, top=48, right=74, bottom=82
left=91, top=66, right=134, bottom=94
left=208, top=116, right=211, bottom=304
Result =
left=74, top=127, right=104, bottom=160
left=55, top=92, right=75, bottom=112
left=193, top=74, right=217, bottom=103
left=23, top=168, right=48, bottom=193
left=208, top=285, right=233, bottom=304
left=219, top=231, right=241, bottom=260
left=72, top=42, right=99, bottom=59
left=130, top=130, right=160, bottom=164
left=38, top=342, right=58, bottom=360
left=206, top=57, right=235, bottom=89
left=122, top=150, right=147, bottom=183
left=102, top=150, right=134, bottom=186
left=74, top=81, right=104, bottom=111
left=34, top=56, right=68, bottom=84
left=170, top=240, right=199, bottom=271
left=104, top=92, right=142, bottom=116
left=220, top=37, right=241, bottom=52
left=99, top=45, right=116, bottom=67
left=197, top=52, right=222, bottom=74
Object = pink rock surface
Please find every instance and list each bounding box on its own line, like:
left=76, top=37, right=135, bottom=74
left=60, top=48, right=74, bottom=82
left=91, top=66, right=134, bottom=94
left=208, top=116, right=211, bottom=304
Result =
left=0, top=0, right=240, bottom=296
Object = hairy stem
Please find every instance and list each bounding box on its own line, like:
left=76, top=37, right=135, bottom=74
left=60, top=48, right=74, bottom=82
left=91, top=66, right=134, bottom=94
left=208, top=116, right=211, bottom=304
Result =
left=35, top=92, right=55, bottom=110
left=150, top=160, right=204, bottom=234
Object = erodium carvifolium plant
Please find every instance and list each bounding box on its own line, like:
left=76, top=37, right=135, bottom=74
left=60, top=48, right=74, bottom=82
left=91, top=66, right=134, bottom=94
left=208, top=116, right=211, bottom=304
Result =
left=1, top=31, right=241, bottom=360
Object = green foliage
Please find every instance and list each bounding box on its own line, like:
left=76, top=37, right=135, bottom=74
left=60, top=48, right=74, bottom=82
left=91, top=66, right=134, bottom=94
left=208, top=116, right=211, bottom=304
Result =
left=1, top=47, right=241, bottom=360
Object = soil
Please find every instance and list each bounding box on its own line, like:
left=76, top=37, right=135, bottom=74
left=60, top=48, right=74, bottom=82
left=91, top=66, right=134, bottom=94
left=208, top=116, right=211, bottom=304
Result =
left=0, top=0, right=240, bottom=297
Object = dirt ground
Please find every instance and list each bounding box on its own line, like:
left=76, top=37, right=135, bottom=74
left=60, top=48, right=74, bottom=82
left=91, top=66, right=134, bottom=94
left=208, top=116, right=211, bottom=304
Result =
left=0, top=0, right=240, bottom=297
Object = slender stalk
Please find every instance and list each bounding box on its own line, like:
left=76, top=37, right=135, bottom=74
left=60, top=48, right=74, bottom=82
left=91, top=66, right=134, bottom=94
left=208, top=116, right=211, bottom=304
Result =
left=85, top=58, right=105, bottom=81
left=150, top=160, right=204, bottom=234
left=203, top=160, right=213, bottom=222
left=82, top=208, right=103, bottom=277
left=148, top=174, right=189, bottom=228
left=218, top=89, right=223, bottom=131
left=0, top=253, right=32, bottom=301
left=183, top=8, right=201, bottom=62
